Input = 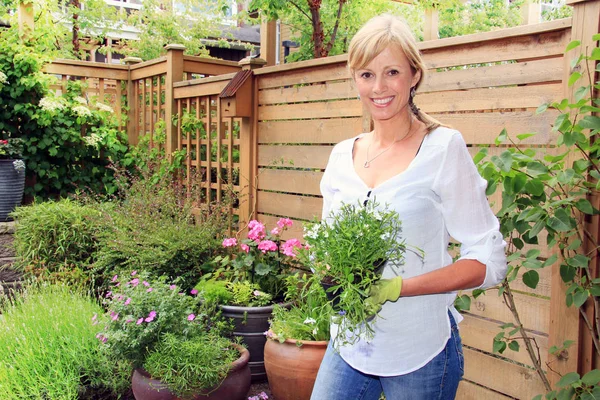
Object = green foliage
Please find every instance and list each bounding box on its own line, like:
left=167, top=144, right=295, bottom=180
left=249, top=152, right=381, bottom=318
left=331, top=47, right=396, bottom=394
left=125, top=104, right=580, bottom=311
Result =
left=0, top=284, right=131, bottom=399
left=474, top=37, right=600, bottom=398
left=300, top=200, right=412, bottom=345
left=143, top=333, right=239, bottom=398
left=194, top=279, right=234, bottom=305
left=11, top=199, right=109, bottom=287
left=98, top=272, right=206, bottom=368
left=267, top=273, right=333, bottom=342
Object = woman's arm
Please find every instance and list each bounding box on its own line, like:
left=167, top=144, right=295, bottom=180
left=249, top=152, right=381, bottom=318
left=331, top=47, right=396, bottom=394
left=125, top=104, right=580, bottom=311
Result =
left=400, top=259, right=486, bottom=297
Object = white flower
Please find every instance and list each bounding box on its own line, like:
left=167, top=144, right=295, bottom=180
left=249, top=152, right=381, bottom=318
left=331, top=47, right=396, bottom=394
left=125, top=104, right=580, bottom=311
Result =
left=0, top=71, right=7, bottom=85
left=74, top=96, right=88, bottom=105
left=12, top=159, right=25, bottom=172
left=312, top=327, right=318, bottom=335
left=39, top=97, right=65, bottom=112
left=95, top=102, right=114, bottom=113
left=304, top=224, right=320, bottom=240
left=83, top=133, right=102, bottom=149
left=72, top=105, right=92, bottom=117
left=303, top=317, right=316, bottom=325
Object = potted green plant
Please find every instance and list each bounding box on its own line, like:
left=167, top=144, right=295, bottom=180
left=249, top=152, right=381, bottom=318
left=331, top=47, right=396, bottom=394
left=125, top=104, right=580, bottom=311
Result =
left=300, top=200, right=417, bottom=347
left=195, top=218, right=305, bottom=382
left=97, top=271, right=251, bottom=400
left=263, top=273, right=333, bottom=400
left=0, top=137, right=25, bottom=222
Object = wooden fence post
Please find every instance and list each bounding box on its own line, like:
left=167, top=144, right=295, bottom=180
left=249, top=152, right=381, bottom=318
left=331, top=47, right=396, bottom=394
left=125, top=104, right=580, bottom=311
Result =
left=164, top=44, right=185, bottom=158
left=423, top=7, right=439, bottom=41
left=548, top=0, right=600, bottom=386
left=237, top=56, right=266, bottom=226
left=18, top=1, right=34, bottom=37
left=520, top=0, right=541, bottom=25
left=123, top=56, right=142, bottom=146
left=260, top=19, right=277, bottom=66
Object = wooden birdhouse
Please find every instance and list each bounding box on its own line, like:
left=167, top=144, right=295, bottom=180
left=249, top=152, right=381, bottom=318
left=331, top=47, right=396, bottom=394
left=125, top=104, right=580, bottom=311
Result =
left=219, top=69, right=253, bottom=117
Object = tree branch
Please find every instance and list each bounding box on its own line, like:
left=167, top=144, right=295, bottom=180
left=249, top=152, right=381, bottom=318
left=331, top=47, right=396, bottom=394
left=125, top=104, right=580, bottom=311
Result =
left=288, top=0, right=312, bottom=22
left=324, top=0, right=346, bottom=55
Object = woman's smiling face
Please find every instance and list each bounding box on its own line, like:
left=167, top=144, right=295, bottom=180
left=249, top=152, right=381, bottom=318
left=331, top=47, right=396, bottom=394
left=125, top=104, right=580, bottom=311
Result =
left=354, top=45, right=420, bottom=124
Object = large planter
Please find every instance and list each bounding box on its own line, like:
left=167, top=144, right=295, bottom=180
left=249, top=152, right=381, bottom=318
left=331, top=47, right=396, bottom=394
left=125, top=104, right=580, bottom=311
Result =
left=131, top=343, right=251, bottom=400
left=264, top=338, right=328, bottom=400
left=219, top=303, right=286, bottom=383
left=0, top=159, right=25, bottom=222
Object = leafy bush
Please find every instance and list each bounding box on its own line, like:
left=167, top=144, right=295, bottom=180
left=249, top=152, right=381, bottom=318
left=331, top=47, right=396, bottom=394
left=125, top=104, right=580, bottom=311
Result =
left=0, top=284, right=131, bottom=399
left=143, top=333, right=240, bottom=398
left=11, top=199, right=110, bottom=287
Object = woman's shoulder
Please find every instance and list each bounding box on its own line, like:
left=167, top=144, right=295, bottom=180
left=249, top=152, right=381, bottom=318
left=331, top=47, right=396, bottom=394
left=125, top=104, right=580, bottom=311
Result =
left=331, top=133, right=366, bottom=155
left=425, top=126, right=465, bottom=148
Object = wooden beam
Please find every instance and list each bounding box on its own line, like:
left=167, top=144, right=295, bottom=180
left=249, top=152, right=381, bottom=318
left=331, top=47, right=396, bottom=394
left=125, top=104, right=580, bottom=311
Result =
left=164, top=44, right=185, bottom=159
left=18, top=1, right=34, bottom=36
left=423, top=8, right=439, bottom=41
left=520, top=0, right=541, bottom=25
left=260, top=19, right=277, bottom=67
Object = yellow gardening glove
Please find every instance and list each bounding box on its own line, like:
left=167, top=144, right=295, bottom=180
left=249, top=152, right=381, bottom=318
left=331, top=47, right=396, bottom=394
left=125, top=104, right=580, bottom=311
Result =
left=364, top=276, right=403, bottom=316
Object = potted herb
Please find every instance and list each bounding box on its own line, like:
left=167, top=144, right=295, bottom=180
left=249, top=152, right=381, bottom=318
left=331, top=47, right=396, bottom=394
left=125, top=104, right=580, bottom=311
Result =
left=0, top=137, right=25, bottom=222
left=263, top=273, right=333, bottom=400
left=98, top=271, right=251, bottom=400
left=300, top=200, right=415, bottom=346
left=195, top=218, right=304, bottom=382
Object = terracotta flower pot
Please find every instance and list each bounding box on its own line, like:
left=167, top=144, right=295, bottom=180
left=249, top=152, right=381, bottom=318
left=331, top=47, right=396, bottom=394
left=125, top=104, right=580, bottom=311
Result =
left=131, top=344, right=251, bottom=400
left=264, top=338, right=328, bottom=400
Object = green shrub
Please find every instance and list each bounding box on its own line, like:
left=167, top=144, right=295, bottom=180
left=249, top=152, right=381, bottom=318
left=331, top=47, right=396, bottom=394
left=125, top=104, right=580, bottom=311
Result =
left=11, top=199, right=110, bottom=287
left=0, top=284, right=131, bottom=399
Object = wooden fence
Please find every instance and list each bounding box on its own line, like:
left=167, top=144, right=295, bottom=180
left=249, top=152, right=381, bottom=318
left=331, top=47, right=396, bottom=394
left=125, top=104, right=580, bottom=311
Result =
left=43, top=1, right=599, bottom=397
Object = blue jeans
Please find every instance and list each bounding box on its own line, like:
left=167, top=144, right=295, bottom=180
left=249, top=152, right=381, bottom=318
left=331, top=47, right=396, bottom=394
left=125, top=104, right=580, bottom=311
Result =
left=310, top=312, right=464, bottom=400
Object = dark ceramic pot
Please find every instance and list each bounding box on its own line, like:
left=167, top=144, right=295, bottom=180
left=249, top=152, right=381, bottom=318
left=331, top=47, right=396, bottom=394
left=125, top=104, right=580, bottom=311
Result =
left=131, top=344, right=251, bottom=400
left=0, top=159, right=25, bottom=222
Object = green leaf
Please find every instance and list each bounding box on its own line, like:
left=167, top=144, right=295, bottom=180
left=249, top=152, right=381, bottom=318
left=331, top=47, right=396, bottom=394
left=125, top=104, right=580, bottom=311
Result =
left=561, top=264, right=576, bottom=282
left=473, top=149, right=488, bottom=164
left=568, top=254, right=590, bottom=269
left=526, top=249, right=541, bottom=259
left=528, top=220, right=546, bottom=240
left=493, top=339, right=507, bottom=354
left=591, top=47, right=600, bottom=61
left=548, top=208, right=575, bottom=232
left=508, top=340, right=520, bottom=352
left=568, top=71, right=582, bottom=87
left=523, top=270, right=539, bottom=289
left=254, top=263, right=271, bottom=276
left=574, top=85, right=589, bottom=103
left=512, top=237, right=524, bottom=250
left=575, top=199, right=595, bottom=215
left=556, top=387, right=575, bottom=400
left=495, top=128, right=508, bottom=145
left=516, top=132, right=537, bottom=141
left=565, top=40, right=581, bottom=52
left=525, top=180, right=545, bottom=197
left=573, top=290, right=589, bottom=308
left=581, top=369, right=600, bottom=386
left=454, top=294, right=471, bottom=311
left=579, top=116, right=600, bottom=130
left=527, top=162, right=548, bottom=177
left=536, top=104, right=548, bottom=114
left=557, top=372, right=581, bottom=387
left=543, top=254, right=559, bottom=267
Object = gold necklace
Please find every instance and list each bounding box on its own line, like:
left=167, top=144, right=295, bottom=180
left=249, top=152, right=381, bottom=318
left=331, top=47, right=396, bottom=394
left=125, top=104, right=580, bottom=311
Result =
left=363, top=118, right=413, bottom=168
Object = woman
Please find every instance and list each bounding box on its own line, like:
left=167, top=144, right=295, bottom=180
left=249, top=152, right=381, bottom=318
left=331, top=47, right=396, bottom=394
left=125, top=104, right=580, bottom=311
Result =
left=310, top=14, right=507, bottom=400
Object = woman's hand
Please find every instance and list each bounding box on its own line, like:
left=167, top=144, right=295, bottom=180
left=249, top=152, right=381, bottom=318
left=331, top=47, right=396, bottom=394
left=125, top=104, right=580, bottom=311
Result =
left=364, top=276, right=403, bottom=315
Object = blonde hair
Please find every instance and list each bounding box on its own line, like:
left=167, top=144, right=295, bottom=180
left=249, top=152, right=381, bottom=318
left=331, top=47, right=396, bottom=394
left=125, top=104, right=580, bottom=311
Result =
left=348, top=14, right=444, bottom=132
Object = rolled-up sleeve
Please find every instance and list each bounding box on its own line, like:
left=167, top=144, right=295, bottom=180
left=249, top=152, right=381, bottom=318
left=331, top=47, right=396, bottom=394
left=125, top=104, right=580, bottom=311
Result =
left=433, top=132, right=508, bottom=289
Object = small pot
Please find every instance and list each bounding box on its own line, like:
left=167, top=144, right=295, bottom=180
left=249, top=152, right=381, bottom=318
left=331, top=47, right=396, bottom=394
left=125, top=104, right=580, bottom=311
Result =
left=264, top=338, right=328, bottom=400
left=131, top=343, right=251, bottom=400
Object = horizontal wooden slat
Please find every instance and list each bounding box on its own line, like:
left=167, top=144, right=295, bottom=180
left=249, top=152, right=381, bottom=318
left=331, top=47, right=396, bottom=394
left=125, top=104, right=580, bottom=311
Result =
left=417, top=83, right=562, bottom=113
left=435, top=110, right=561, bottom=145
left=420, top=57, right=563, bottom=93
left=465, top=289, right=550, bottom=334
left=44, top=62, right=128, bottom=80
left=257, top=169, right=323, bottom=196
left=422, top=28, right=569, bottom=69
left=457, top=380, right=513, bottom=400
left=461, top=313, right=549, bottom=368
left=256, top=214, right=308, bottom=241
left=258, top=118, right=363, bottom=144
left=183, top=60, right=240, bottom=76
left=259, top=99, right=362, bottom=121
left=130, top=64, right=167, bottom=81
left=258, top=63, right=350, bottom=90
left=464, top=347, right=547, bottom=399
left=257, top=191, right=322, bottom=221
left=259, top=80, right=356, bottom=105
left=255, top=54, right=347, bottom=76
left=258, top=145, right=333, bottom=169
left=174, top=80, right=230, bottom=99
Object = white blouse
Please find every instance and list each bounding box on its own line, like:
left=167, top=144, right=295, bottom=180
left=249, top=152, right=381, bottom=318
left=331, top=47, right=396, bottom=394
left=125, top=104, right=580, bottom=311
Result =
left=321, top=126, right=507, bottom=376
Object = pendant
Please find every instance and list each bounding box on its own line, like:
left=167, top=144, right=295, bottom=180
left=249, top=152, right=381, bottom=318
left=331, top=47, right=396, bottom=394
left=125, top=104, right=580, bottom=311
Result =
left=363, top=161, right=370, bottom=168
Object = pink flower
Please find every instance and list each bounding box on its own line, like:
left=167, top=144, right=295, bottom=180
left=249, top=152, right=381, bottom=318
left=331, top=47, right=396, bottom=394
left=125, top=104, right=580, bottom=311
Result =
left=110, top=311, right=119, bottom=321
left=91, top=313, right=98, bottom=325
left=222, top=237, right=237, bottom=247
left=169, top=285, right=176, bottom=290
left=125, top=319, right=133, bottom=323
left=111, top=274, right=118, bottom=282
left=105, top=291, right=112, bottom=298
left=248, top=220, right=266, bottom=241
left=96, top=333, right=107, bottom=343
left=117, top=295, right=123, bottom=301
left=142, top=281, right=150, bottom=287
left=191, top=289, right=198, bottom=295
left=131, top=271, right=137, bottom=276
left=281, top=238, right=302, bottom=257
left=240, top=243, right=250, bottom=253
left=257, top=240, right=278, bottom=253
left=270, top=227, right=281, bottom=235
left=130, top=278, right=139, bottom=287
left=277, top=218, right=293, bottom=229
left=124, top=298, right=131, bottom=305
left=145, top=311, right=156, bottom=323
left=259, top=392, right=269, bottom=400
left=147, top=288, right=153, bottom=293
left=136, top=318, right=144, bottom=325
left=187, top=313, right=196, bottom=321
